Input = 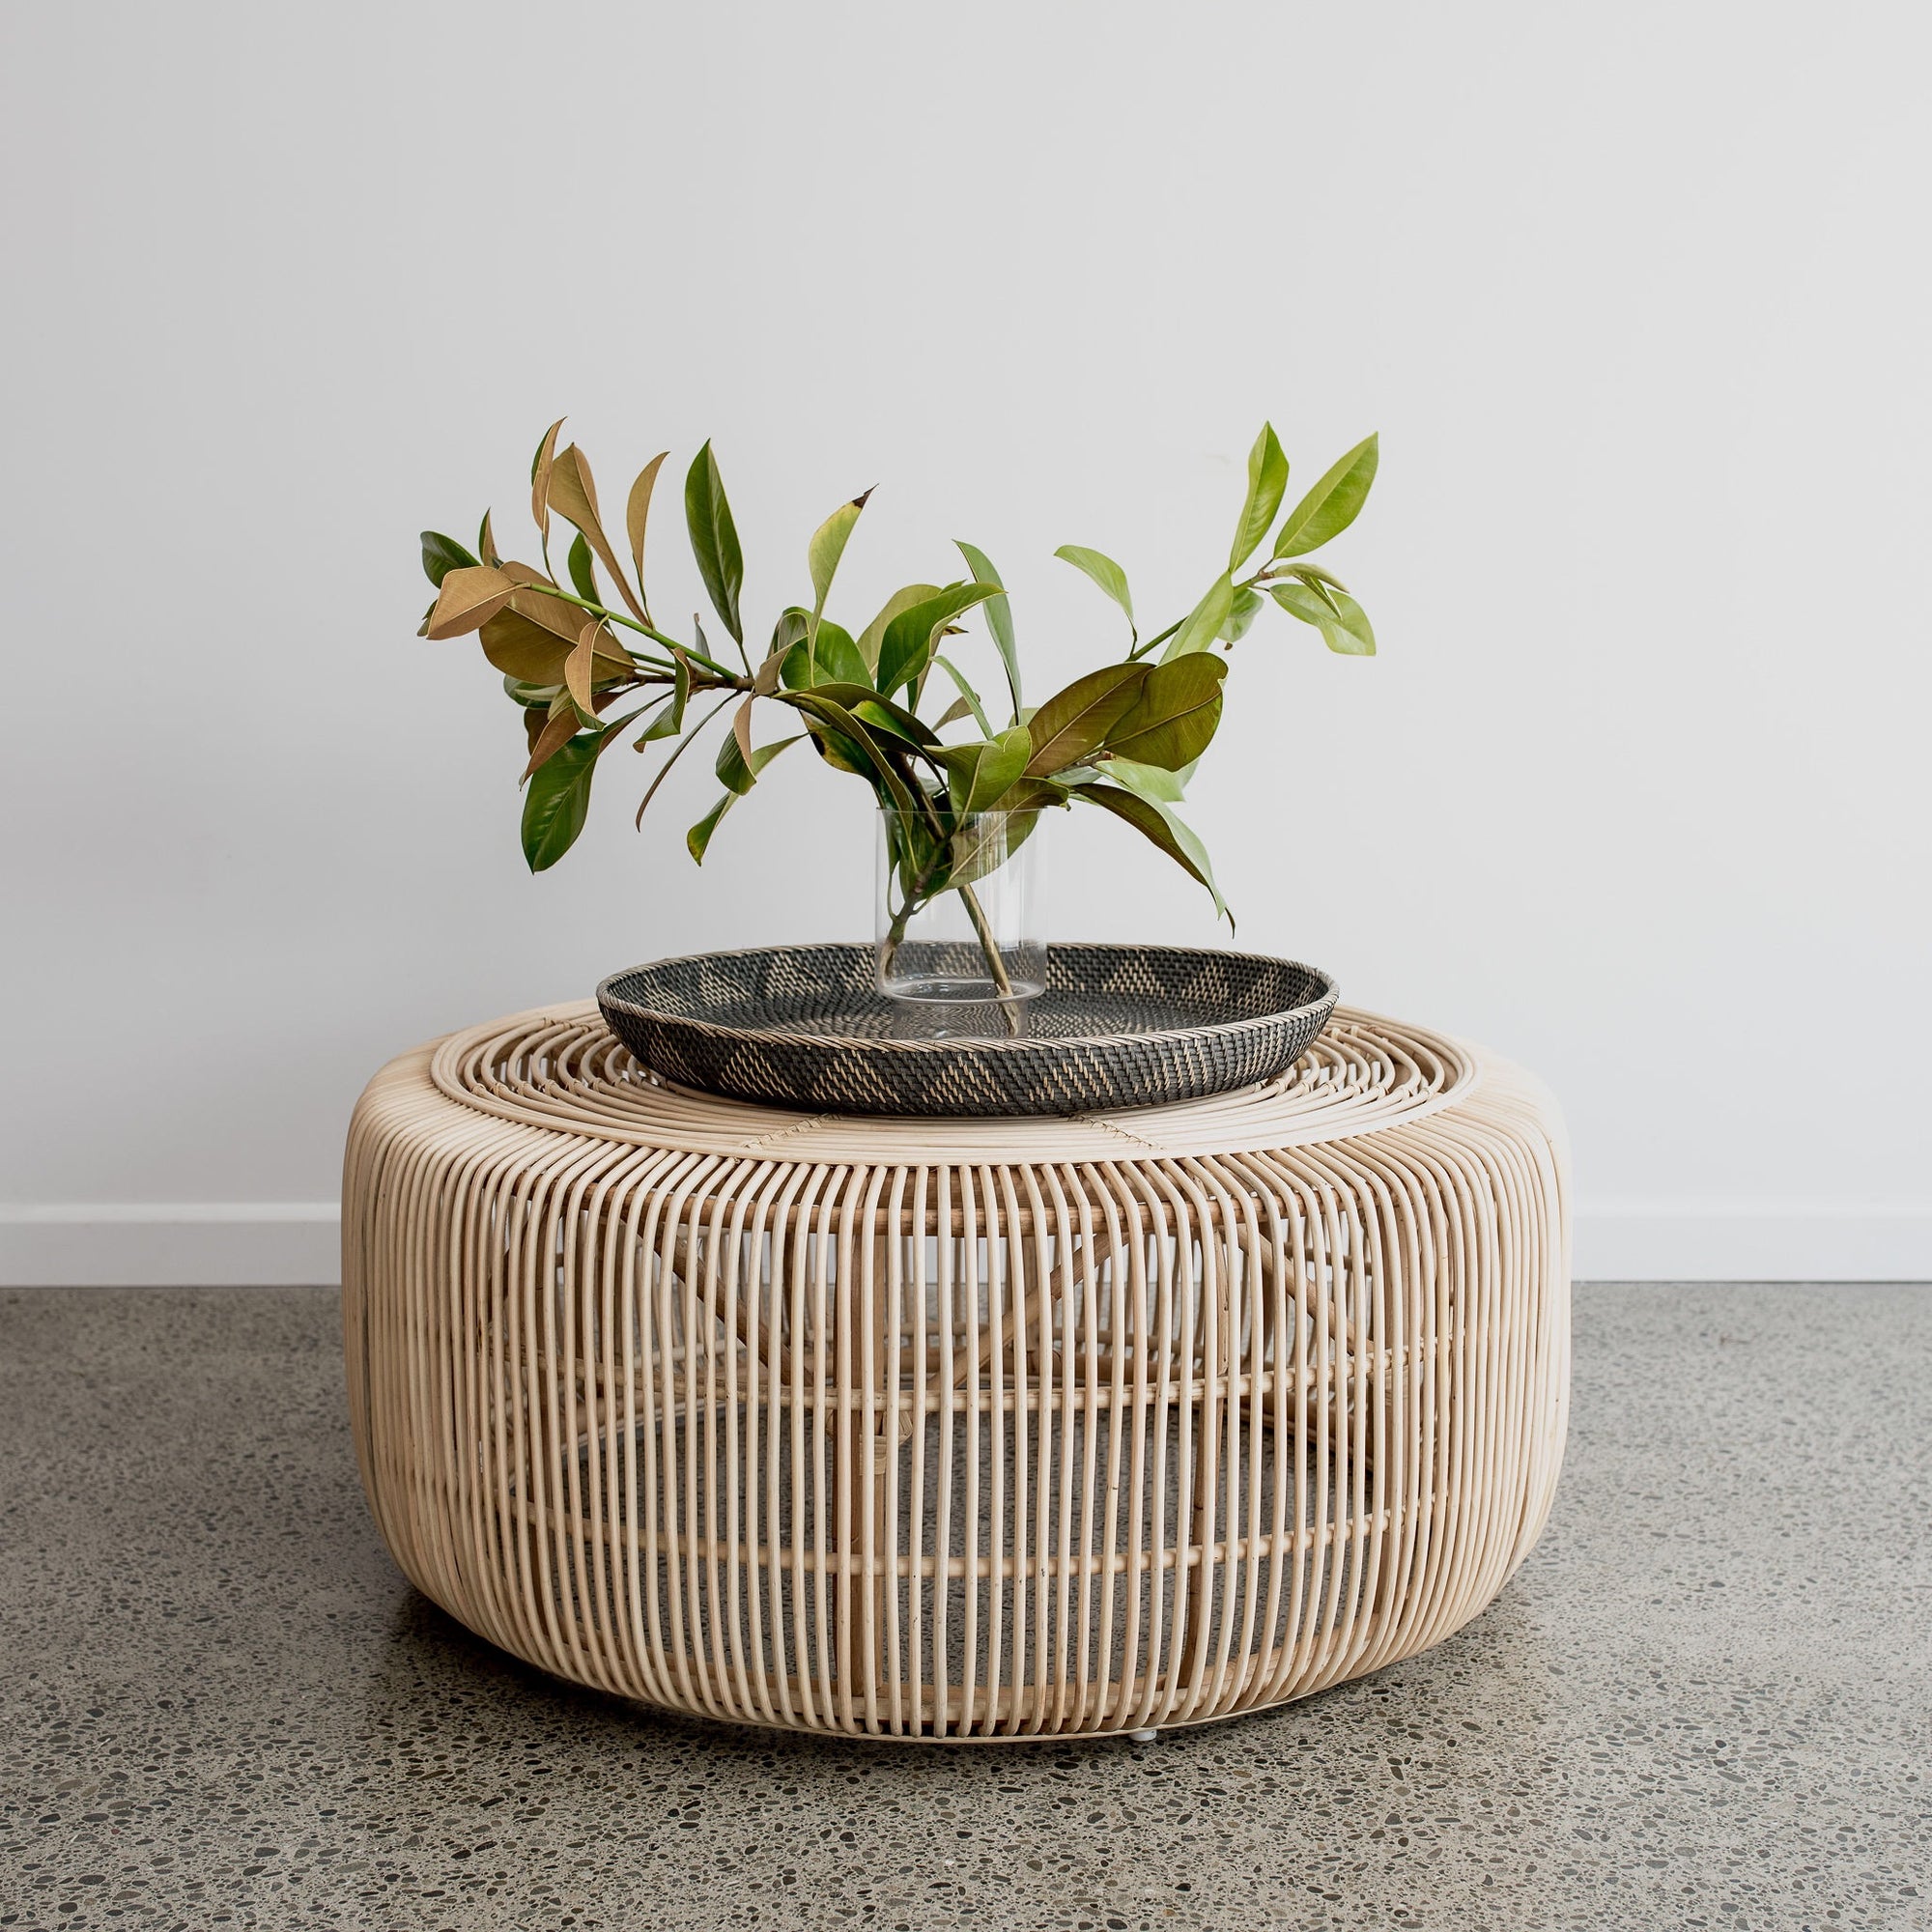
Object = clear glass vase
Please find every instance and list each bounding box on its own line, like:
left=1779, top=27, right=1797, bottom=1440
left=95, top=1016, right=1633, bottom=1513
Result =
left=875, top=808, right=1046, bottom=1025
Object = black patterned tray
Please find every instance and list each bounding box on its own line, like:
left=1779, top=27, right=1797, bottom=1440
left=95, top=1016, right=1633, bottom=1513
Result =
left=595, top=944, right=1337, bottom=1118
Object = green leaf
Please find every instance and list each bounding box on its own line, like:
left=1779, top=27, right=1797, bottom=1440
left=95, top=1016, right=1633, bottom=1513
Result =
left=521, top=729, right=602, bottom=871
left=1220, top=583, right=1263, bottom=642
left=996, top=776, right=1075, bottom=812
left=1267, top=582, right=1334, bottom=626
left=1230, top=422, right=1289, bottom=570
left=1321, top=589, right=1377, bottom=655
left=938, top=725, right=1032, bottom=814
left=800, top=682, right=938, bottom=749
left=1285, top=559, right=1349, bottom=593
left=566, top=531, right=599, bottom=603
left=1268, top=582, right=1376, bottom=655
left=930, top=654, right=993, bottom=736
left=781, top=617, right=868, bottom=690
left=810, top=737, right=868, bottom=776
left=1103, top=653, right=1226, bottom=769
left=767, top=606, right=810, bottom=665
left=1075, top=784, right=1230, bottom=925
left=1160, top=574, right=1234, bottom=661
left=1053, top=545, right=1135, bottom=640
left=715, top=727, right=805, bottom=796
left=947, top=802, right=1044, bottom=888
left=504, top=675, right=561, bottom=707
left=852, top=700, right=928, bottom=745
left=953, top=540, right=1020, bottom=720
left=1099, top=754, right=1186, bottom=803
left=785, top=692, right=924, bottom=817
left=686, top=791, right=737, bottom=864
left=1272, top=432, right=1378, bottom=558
left=1153, top=802, right=1228, bottom=926
left=420, top=530, right=478, bottom=588
left=1288, top=573, right=1344, bottom=618
left=874, top=582, right=1003, bottom=697
left=808, top=491, right=871, bottom=632
left=637, top=650, right=691, bottom=743
left=857, top=583, right=942, bottom=678
left=684, top=440, right=745, bottom=644
left=1022, top=663, right=1149, bottom=776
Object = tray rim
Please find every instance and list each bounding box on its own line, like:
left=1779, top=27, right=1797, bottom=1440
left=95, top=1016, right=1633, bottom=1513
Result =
left=595, top=941, right=1338, bottom=1059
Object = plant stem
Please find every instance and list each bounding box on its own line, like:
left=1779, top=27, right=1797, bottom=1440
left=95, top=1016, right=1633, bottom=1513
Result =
left=519, top=581, right=747, bottom=685
left=1126, top=618, right=1183, bottom=663
left=878, top=832, right=950, bottom=976
left=957, top=881, right=1023, bottom=1035
left=1127, top=561, right=1278, bottom=664
left=878, top=829, right=1024, bottom=1039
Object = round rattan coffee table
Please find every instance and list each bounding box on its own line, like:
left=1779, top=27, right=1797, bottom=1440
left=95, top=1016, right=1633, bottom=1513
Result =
left=343, top=1002, right=1569, bottom=1742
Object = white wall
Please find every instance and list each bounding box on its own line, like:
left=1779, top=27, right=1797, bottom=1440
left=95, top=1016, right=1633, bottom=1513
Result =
left=2, top=1, right=1927, bottom=1285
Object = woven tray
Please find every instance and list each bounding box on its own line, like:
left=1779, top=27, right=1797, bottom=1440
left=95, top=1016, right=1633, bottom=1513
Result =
left=595, top=943, right=1337, bottom=1117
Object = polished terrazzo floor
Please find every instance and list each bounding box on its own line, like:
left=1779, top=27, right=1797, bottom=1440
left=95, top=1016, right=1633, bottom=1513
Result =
left=1, top=1283, right=1926, bottom=1931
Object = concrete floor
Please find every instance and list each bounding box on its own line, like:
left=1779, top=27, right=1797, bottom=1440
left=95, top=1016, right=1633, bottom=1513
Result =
left=0, top=1286, right=1926, bottom=1932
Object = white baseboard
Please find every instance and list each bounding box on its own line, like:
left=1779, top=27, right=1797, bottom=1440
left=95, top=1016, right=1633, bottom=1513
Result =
left=1574, top=1202, right=1932, bottom=1282
left=3, top=1201, right=1928, bottom=1288
left=0, top=1205, right=342, bottom=1287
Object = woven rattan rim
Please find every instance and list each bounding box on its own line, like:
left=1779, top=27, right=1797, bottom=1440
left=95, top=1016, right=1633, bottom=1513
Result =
left=427, top=1001, right=1481, bottom=1162
left=593, top=942, right=1343, bottom=1117
left=597, top=941, right=1336, bottom=1057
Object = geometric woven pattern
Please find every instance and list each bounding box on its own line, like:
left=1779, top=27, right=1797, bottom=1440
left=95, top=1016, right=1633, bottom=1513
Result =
left=596, top=943, right=1339, bottom=1116
left=343, top=1002, right=1570, bottom=1740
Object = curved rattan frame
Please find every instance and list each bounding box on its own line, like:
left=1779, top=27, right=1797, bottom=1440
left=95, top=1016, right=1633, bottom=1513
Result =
left=343, top=1002, right=1570, bottom=1741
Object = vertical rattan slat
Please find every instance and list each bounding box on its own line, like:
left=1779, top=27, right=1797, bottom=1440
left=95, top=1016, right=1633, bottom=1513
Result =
left=342, top=1003, right=1570, bottom=1740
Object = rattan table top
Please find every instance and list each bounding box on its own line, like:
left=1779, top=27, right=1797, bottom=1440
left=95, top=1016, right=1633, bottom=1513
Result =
left=426, top=1001, right=1481, bottom=1164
